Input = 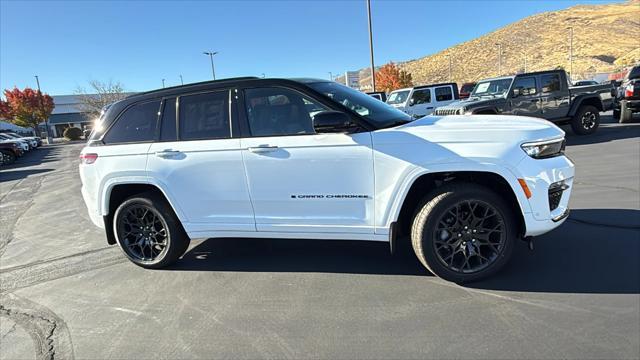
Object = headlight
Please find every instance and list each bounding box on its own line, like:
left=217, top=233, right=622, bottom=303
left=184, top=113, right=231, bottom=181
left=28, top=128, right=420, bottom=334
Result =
left=521, top=138, right=566, bottom=159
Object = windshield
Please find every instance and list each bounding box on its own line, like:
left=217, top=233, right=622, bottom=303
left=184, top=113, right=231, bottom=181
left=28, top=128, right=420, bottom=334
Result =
left=471, top=78, right=513, bottom=97
left=386, top=90, right=410, bottom=104
left=308, top=82, right=412, bottom=128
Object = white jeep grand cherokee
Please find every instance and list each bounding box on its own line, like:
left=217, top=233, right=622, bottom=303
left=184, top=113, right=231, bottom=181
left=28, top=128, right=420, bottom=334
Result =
left=80, top=77, right=574, bottom=283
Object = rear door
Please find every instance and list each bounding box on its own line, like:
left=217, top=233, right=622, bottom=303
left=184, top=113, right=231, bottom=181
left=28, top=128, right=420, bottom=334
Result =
left=434, top=85, right=457, bottom=109
left=539, top=73, right=570, bottom=119
left=509, top=76, right=541, bottom=117
left=146, top=90, right=255, bottom=233
left=239, top=86, right=375, bottom=235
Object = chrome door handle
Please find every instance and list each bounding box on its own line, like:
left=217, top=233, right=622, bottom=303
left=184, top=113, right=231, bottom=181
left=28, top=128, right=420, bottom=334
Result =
left=248, top=145, right=278, bottom=153
left=155, top=149, right=180, bottom=158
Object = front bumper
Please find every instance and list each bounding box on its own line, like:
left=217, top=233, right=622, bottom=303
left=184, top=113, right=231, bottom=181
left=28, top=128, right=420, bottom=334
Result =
left=515, top=154, right=575, bottom=237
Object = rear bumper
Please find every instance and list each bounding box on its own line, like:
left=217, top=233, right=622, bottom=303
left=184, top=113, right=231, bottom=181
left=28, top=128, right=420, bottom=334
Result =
left=81, top=184, right=104, bottom=229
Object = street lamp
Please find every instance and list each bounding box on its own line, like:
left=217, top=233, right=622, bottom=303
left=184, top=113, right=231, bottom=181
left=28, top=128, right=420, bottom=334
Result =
left=446, top=54, right=452, bottom=82
left=34, top=75, right=52, bottom=144
left=179, top=75, right=184, bottom=85
left=366, top=0, right=376, bottom=91
left=567, top=26, right=573, bottom=83
left=328, top=71, right=333, bottom=81
left=495, top=43, right=503, bottom=76
left=162, top=78, right=165, bottom=88
left=203, top=51, right=218, bottom=80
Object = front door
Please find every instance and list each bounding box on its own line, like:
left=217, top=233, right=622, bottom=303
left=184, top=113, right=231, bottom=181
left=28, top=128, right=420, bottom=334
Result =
left=239, top=86, right=375, bottom=234
left=146, top=91, right=255, bottom=234
left=509, top=76, right=541, bottom=117
left=407, top=88, right=433, bottom=117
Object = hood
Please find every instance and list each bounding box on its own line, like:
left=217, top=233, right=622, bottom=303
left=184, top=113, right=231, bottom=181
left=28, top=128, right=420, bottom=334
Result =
left=440, top=97, right=504, bottom=111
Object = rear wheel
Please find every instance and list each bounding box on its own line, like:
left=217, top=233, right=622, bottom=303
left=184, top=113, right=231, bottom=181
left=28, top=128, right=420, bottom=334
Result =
left=0, top=150, right=16, bottom=165
left=571, top=105, right=600, bottom=135
left=113, top=192, right=189, bottom=268
left=411, top=183, right=516, bottom=283
left=619, top=101, right=634, bottom=123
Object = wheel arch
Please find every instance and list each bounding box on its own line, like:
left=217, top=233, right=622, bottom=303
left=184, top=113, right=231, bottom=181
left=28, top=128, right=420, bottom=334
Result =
left=392, top=170, right=526, bottom=241
left=569, top=95, right=603, bottom=116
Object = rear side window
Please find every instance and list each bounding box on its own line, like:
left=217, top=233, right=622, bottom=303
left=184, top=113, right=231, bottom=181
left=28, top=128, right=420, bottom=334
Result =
left=513, top=77, right=537, bottom=96
left=541, top=74, right=561, bottom=93
left=179, top=91, right=230, bottom=140
left=160, top=98, right=177, bottom=141
left=103, top=100, right=161, bottom=144
left=411, top=89, right=431, bottom=105
left=435, top=86, right=453, bottom=101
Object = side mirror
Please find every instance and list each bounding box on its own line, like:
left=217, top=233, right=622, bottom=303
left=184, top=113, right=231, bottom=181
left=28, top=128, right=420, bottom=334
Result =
left=312, top=111, right=352, bottom=133
left=512, top=88, right=521, bottom=98
left=408, top=98, right=415, bottom=106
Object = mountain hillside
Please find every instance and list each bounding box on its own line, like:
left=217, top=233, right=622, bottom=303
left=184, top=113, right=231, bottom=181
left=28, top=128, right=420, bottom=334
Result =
left=345, top=0, right=640, bottom=90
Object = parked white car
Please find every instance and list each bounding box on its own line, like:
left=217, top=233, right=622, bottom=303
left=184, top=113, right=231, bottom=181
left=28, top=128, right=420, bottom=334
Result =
left=0, top=133, right=30, bottom=151
left=79, top=77, right=574, bottom=283
left=387, top=83, right=460, bottom=118
left=0, top=132, right=40, bottom=148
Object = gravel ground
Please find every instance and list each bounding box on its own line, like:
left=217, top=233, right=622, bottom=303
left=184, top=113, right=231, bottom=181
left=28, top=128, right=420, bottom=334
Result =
left=0, top=113, right=638, bottom=359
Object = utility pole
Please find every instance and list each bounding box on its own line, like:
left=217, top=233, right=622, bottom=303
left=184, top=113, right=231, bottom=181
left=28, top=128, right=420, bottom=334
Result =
left=567, top=26, right=573, bottom=83
left=34, top=75, right=52, bottom=144
left=524, top=52, right=527, bottom=73
left=203, top=51, right=218, bottom=80
left=366, top=0, right=376, bottom=91
left=162, top=79, right=165, bottom=88
left=495, top=43, right=502, bottom=76
left=179, top=75, right=184, bottom=85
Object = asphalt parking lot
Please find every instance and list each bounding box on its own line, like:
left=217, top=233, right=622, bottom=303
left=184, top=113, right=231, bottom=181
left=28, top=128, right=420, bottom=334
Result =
left=1, top=113, right=638, bottom=359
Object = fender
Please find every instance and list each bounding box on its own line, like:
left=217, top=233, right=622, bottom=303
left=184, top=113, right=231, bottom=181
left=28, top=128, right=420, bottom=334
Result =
left=99, top=174, right=189, bottom=223
left=378, top=160, right=532, bottom=232
left=568, top=94, right=603, bottom=116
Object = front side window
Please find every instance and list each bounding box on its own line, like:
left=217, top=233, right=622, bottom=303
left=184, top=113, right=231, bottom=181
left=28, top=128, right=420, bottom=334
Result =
left=435, top=86, right=453, bottom=102
left=410, top=89, right=431, bottom=105
left=541, top=74, right=561, bottom=93
left=386, top=90, right=410, bottom=105
left=512, top=77, right=537, bottom=96
left=103, top=100, right=161, bottom=144
left=179, top=91, right=230, bottom=141
left=244, top=87, right=327, bottom=137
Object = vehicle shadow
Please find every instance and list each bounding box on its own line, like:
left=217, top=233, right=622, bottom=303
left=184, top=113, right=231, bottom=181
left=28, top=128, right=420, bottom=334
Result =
left=0, top=168, right=53, bottom=182
left=0, top=145, right=65, bottom=172
left=562, top=114, right=640, bottom=146
left=172, top=209, right=639, bottom=294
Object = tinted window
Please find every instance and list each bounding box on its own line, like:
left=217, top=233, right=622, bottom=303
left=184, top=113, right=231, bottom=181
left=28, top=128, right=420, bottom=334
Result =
left=626, top=66, right=640, bottom=80
left=244, top=87, right=327, bottom=137
left=513, top=77, right=537, bottom=96
left=435, top=86, right=453, bottom=101
left=387, top=90, right=410, bottom=104
left=460, top=84, right=475, bottom=93
left=179, top=91, right=230, bottom=140
left=411, top=89, right=431, bottom=105
left=160, top=98, right=177, bottom=141
left=103, top=100, right=160, bottom=144
left=541, top=74, right=561, bottom=93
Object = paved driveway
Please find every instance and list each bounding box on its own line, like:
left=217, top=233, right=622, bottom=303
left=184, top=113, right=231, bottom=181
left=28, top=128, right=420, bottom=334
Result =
left=1, top=115, right=638, bottom=359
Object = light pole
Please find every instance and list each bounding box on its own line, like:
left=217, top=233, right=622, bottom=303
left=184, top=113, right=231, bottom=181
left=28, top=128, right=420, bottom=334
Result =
left=567, top=26, right=573, bottom=83
left=523, top=52, right=527, bottom=73
left=328, top=71, right=333, bottom=81
left=495, top=43, right=502, bottom=76
left=366, top=0, right=376, bottom=91
left=446, top=54, right=452, bottom=82
left=162, top=79, right=165, bottom=88
left=203, top=51, right=218, bottom=80
left=179, top=75, right=184, bottom=85
left=34, top=75, right=52, bottom=144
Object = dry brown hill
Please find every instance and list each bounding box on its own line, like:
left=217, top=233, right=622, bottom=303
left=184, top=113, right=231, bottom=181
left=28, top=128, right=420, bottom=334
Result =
left=345, top=0, right=640, bottom=90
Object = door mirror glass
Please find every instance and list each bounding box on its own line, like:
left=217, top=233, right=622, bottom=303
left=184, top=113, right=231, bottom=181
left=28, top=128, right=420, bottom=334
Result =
left=312, top=111, right=351, bottom=133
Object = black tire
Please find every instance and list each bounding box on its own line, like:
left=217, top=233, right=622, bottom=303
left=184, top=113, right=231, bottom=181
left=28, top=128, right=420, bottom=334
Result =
left=411, top=183, right=516, bottom=283
left=113, top=192, right=189, bottom=268
left=619, top=101, right=634, bottom=123
left=571, top=105, right=600, bottom=135
left=0, top=150, right=16, bottom=165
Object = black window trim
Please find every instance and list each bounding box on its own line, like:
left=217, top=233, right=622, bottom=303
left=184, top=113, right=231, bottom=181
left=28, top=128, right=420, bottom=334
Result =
left=175, top=88, right=234, bottom=142
left=237, top=84, right=362, bottom=139
left=99, top=98, right=162, bottom=146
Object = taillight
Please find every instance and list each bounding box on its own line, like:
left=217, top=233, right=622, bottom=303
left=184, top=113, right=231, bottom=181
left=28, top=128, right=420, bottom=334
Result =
left=625, top=84, right=634, bottom=98
left=79, top=153, right=98, bottom=164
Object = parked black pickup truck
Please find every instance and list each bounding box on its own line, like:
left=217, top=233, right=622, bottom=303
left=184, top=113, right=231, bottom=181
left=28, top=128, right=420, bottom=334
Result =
left=433, top=70, right=613, bottom=135
left=613, top=64, right=640, bottom=123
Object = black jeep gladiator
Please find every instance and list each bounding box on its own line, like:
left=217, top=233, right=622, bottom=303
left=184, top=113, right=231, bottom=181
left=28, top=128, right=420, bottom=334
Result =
left=613, top=64, right=640, bottom=123
left=434, top=70, right=613, bottom=135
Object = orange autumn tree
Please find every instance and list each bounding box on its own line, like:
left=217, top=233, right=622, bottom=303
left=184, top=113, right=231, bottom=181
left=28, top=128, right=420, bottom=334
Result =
left=375, top=62, right=413, bottom=93
left=0, top=87, right=54, bottom=134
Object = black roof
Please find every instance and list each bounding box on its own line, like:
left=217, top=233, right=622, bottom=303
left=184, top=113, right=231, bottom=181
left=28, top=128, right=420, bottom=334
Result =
left=414, top=82, right=458, bottom=90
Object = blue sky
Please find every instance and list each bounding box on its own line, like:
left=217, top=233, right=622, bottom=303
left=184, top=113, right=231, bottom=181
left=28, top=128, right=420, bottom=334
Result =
left=0, top=0, right=618, bottom=95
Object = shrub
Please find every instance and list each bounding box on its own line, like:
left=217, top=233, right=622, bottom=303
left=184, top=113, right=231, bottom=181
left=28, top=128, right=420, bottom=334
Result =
left=63, top=127, right=83, bottom=140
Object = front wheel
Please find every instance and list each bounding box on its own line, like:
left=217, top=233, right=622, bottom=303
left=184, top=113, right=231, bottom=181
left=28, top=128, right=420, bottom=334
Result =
left=411, top=183, right=516, bottom=283
left=0, top=150, right=16, bottom=165
left=571, top=105, right=600, bottom=135
left=113, top=192, right=190, bottom=268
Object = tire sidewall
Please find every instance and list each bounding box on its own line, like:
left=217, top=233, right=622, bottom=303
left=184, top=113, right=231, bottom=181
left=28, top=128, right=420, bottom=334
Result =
left=415, top=186, right=516, bottom=283
left=113, top=196, right=175, bottom=268
left=572, top=105, right=600, bottom=135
